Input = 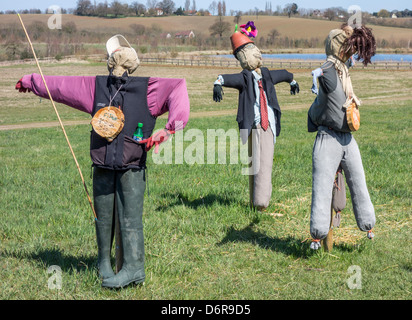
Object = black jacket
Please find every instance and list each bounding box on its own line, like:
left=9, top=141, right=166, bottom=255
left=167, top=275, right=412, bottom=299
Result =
left=221, top=67, right=293, bottom=143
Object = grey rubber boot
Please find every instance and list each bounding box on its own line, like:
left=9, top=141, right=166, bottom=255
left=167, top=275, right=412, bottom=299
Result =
left=102, top=169, right=146, bottom=288
left=93, top=168, right=116, bottom=280
left=95, top=219, right=115, bottom=279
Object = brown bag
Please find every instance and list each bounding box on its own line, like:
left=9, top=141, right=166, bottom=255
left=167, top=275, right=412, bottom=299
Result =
left=346, top=101, right=360, bottom=131
left=91, top=106, right=125, bottom=142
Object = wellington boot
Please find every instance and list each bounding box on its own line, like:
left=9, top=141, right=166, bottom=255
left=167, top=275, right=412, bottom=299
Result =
left=102, top=228, right=145, bottom=288
left=101, top=168, right=146, bottom=289
left=95, top=219, right=115, bottom=280
left=93, top=168, right=116, bottom=280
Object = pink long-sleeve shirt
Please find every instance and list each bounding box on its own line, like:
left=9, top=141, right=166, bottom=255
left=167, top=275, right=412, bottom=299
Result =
left=21, top=74, right=190, bottom=131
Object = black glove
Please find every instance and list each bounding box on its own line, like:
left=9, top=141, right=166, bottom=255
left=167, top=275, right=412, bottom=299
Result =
left=290, top=81, right=299, bottom=95
left=213, top=84, right=224, bottom=102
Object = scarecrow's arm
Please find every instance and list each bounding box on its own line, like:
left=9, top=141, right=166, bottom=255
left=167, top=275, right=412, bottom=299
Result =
left=139, top=77, right=190, bottom=154
left=314, top=57, right=353, bottom=95
left=147, top=77, right=190, bottom=132
left=17, top=74, right=96, bottom=114
left=317, top=62, right=338, bottom=94
left=268, top=69, right=294, bottom=85
left=212, top=73, right=244, bottom=102
left=311, top=68, right=323, bottom=95
left=268, top=69, right=299, bottom=95
left=216, top=73, right=244, bottom=89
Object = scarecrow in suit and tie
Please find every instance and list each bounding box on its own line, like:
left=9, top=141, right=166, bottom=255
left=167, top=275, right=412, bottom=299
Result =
left=213, top=22, right=299, bottom=211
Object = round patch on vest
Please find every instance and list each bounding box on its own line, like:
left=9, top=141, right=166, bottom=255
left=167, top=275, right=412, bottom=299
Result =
left=91, top=106, right=125, bottom=142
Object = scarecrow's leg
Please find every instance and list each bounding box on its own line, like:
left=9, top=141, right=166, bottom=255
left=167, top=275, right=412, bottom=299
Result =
left=310, top=131, right=343, bottom=242
left=93, top=168, right=116, bottom=280
left=248, top=133, right=254, bottom=209
left=115, top=204, right=123, bottom=273
left=321, top=203, right=334, bottom=252
left=102, top=168, right=146, bottom=288
left=248, top=125, right=274, bottom=210
left=341, top=137, right=375, bottom=234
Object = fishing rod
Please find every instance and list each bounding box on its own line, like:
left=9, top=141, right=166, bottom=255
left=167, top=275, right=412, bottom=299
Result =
left=17, top=13, right=97, bottom=221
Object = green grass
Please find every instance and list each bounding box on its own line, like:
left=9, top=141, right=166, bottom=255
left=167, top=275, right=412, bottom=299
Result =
left=1, top=106, right=411, bottom=300
left=0, top=64, right=411, bottom=300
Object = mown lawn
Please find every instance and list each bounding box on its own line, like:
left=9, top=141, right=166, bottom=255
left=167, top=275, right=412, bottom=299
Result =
left=0, top=63, right=411, bottom=300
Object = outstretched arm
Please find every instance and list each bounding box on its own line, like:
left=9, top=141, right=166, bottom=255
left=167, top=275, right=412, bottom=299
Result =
left=268, top=69, right=299, bottom=95
left=212, top=73, right=244, bottom=102
left=269, top=69, right=294, bottom=85
left=146, top=77, right=190, bottom=131
left=16, top=74, right=96, bottom=114
left=143, top=77, right=190, bottom=153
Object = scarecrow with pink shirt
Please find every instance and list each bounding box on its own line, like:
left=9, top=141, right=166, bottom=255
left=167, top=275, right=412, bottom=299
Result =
left=15, top=35, right=190, bottom=288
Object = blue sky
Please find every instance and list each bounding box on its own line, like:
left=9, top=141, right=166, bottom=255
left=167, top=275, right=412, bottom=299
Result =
left=0, top=0, right=409, bottom=13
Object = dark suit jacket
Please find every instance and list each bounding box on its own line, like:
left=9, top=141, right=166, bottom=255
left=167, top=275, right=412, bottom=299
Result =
left=221, top=67, right=293, bottom=143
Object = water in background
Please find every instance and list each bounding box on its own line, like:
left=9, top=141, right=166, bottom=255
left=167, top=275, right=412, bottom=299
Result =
left=218, top=53, right=412, bottom=62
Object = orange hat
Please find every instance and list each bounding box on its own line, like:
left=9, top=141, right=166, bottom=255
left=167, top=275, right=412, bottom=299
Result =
left=230, top=31, right=254, bottom=55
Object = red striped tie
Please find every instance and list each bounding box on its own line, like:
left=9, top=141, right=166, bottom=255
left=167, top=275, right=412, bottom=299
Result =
left=258, top=80, right=269, bottom=131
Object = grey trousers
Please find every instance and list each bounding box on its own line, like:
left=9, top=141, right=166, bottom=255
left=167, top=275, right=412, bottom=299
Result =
left=248, top=124, right=275, bottom=209
left=310, top=127, right=375, bottom=239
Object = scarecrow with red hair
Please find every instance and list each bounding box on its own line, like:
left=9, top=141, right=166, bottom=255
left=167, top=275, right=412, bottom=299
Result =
left=213, top=22, right=299, bottom=210
left=307, top=25, right=377, bottom=249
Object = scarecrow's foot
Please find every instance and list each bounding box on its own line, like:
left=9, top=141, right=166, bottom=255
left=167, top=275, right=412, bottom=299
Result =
left=310, top=239, right=321, bottom=250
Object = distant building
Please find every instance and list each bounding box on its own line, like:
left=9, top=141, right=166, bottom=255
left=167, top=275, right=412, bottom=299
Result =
left=392, top=13, right=397, bottom=18
left=175, top=30, right=195, bottom=38
left=161, top=32, right=172, bottom=39
left=155, top=8, right=164, bottom=16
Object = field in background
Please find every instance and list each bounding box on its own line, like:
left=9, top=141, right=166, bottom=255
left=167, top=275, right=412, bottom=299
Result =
left=2, top=14, right=411, bottom=41
left=0, top=62, right=411, bottom=299
left=1, top=14, right=411, bottom=56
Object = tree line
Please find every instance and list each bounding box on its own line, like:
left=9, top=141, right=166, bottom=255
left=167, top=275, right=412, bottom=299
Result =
left=2, top=1, right=411, bottom=21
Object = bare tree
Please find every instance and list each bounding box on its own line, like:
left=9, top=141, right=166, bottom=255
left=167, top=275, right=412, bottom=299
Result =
left=96, top=1, right=109, bottom=17
left=75, top=0, right=93, bottom=16
left=158, top=0, right=175, bottom=15
left=184, top=0, right=190, bottom=12
left=146, top=0, right=157, bottom=10
left=209, top=16, right=230, bottom=37
left=209, top=1, right=217, bottom=15
left=284, top=3, right=298, bottom=18
left=267, top=28, right=280, bottom=45
left=110, top=1, right=127, bottom=17
left=324, top=8, right=336, bottom=21
left=233, top=11, right=241, bottom=24
left=131, top=1, right=146, bottom=16
left=130, top=23, right=146, bottom=35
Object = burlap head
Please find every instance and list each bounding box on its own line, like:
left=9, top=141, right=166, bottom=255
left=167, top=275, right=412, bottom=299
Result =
left=236, top=43, right=262, bottom=71
left=325, top=26, right=354, bottom=60
left=107, top=47, right=140, bottom=77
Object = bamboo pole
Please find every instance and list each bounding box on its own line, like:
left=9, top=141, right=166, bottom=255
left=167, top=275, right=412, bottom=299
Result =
left=17, top=14, right=97, bottom=220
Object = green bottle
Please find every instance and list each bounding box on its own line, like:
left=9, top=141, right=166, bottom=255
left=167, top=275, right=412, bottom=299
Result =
left=133, top=123, right=143, bottom=142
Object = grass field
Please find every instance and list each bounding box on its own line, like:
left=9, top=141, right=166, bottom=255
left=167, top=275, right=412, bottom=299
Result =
left=0, top=61, right=411, bottom=300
